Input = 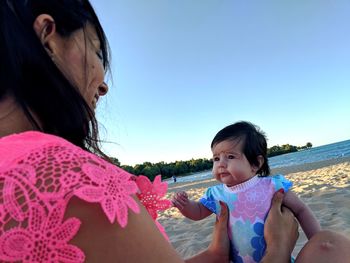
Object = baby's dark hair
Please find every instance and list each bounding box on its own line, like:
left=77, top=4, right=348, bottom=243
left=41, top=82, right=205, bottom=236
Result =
left=211, top=121, right=270, bottom=176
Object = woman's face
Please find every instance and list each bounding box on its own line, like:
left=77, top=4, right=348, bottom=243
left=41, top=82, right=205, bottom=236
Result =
left=53, top=23, right=108, bottom=110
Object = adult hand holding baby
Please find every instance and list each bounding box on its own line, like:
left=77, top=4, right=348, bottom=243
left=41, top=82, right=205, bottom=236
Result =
left=262, top=190, right=299, bottom=263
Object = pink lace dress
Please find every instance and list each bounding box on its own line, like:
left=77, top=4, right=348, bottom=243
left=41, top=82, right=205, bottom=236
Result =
left=0, top=131, right=171, bottom=262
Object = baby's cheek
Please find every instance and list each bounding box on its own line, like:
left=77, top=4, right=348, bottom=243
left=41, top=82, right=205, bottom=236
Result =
left=232, top=167, right=250, bottom=180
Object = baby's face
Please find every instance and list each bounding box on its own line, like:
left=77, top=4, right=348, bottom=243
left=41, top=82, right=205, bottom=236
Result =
left=211, top=139, right=256, bottom=187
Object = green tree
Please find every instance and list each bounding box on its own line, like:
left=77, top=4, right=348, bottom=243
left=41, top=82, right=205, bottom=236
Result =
left=134, top=164, right=146, bottom=175
left=306, top=142, right=313, bottom=148
left=142, top=165, right=160, bottom=181
left=110, top=157, right=120, bottom=166
left=175, top=161, right=188, bottom=175
left=121, top=165, right=135, bottom=174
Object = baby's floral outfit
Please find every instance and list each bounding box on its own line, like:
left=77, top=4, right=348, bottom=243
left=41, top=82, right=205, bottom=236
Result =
left=200, top=175, right=292, bottom=263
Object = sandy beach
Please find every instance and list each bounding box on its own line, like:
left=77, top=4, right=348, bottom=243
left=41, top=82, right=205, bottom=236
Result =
left=158, top=156, right=350, bottom=258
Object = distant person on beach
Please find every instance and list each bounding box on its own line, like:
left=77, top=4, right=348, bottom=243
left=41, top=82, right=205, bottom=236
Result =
left=172, top=121, right=321, bottom=262
left=173, top=175, right=177, bottom=183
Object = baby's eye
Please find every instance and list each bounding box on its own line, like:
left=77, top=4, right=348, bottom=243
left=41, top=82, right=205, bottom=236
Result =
left=213, top=157, right=220, bottom=162
left=228, top=154, right=235, bottom=159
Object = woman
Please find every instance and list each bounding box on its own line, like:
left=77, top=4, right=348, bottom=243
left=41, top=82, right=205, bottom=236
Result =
left=0, top=1, right=348, bottom=262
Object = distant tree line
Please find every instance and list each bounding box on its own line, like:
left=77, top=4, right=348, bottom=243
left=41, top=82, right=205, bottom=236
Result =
left=267, top=142, right=312, bottom=157
left=109, top=158, right=213, bottom=181
left=110, top=142, right=312, bottom=180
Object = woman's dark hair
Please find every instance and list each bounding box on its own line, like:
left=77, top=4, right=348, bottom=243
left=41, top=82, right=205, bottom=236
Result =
left=0, top=0, right=110, bottom=157
left=211, top=121, right=270, bottom=176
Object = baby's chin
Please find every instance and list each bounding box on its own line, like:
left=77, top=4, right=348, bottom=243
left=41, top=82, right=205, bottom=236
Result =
left=217, top=177, right=236, bottom=186
left=217, top=174, right=236, bottom=184
left=219, top=176, right=252, bottom=187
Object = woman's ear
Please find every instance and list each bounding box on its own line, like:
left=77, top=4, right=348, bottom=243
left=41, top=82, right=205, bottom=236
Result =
left=33, top=14, right=57, bottom=56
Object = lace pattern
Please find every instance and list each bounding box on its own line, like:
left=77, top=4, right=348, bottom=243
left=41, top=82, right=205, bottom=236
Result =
left=0, top=132, right=140, bottom=262
left=135, top=175, right=172, bottom=220
left=134, top=175, right=172, bottom=240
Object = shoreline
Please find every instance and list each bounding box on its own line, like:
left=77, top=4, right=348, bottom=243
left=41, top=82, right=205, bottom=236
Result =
left=166, top=156, right=350, bottom=193
left=160, top=156, right=350, bottom=258
left=271, top=156, right=350, bottom=175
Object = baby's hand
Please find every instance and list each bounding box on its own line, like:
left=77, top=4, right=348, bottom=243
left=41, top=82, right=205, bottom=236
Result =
left=172, top=191, right=189, bottom=210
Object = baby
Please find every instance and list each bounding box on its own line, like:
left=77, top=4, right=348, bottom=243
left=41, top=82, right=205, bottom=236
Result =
left=172, top=121, right=320, bottom=262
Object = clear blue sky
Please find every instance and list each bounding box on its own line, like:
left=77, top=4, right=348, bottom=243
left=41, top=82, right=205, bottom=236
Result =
left=91, top=0, right=350, bottom=166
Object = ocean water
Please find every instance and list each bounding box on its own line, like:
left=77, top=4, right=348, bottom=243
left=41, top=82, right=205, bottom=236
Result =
left=167, top=139, right=350, bottom=184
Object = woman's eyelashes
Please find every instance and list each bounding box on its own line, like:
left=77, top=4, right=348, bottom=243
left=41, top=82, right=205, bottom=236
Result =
left=96, top=50, right=103, bottom=60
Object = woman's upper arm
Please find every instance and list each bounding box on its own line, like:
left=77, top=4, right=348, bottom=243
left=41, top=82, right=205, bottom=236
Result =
left=65, top=195, right=184, bottom=263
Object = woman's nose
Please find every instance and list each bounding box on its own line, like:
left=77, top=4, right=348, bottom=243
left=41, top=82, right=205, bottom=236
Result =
left=98, top=82, right=109, bottom=96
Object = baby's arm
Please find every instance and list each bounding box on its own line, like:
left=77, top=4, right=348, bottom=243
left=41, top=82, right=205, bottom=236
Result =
left=283, top=191, right=321, bottom=239
left=172, top=191, right=213, bottom=221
